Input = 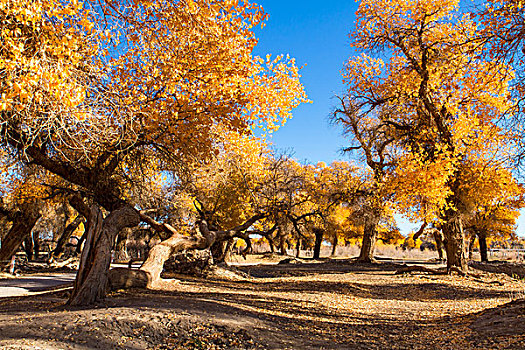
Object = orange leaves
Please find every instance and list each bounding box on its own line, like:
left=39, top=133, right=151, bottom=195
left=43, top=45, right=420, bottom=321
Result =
left=387, top=149, right=457, bottom=223
left=354, top=0, right=460, bottom=51
left=0, top=0, right=98, bottom=162
left=104, top=0, right=307, bottom=164
left=339, top=0, right=519, bottom=229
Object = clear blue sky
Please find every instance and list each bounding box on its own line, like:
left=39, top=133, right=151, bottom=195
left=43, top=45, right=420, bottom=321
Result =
left=252, top=0, right=525, bottom=237
left=253, top=0, right=423, bottom=234
left=253, top=0, right=356, bottom=164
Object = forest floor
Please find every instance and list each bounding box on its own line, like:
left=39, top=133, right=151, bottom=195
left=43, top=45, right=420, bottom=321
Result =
left=0, top=256, right=524, bottom=349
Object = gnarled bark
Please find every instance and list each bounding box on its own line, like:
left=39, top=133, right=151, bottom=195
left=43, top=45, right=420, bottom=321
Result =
left=68, top=204, right=140, bottom=306
left=109, top=214, right=263, bottom=289
left=442, top=214, right=468, bottom=273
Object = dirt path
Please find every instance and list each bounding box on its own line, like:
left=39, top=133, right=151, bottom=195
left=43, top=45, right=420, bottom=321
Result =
left=0, top=273, right=76, bottom=297
left=0, top=260, right=524, bottom=349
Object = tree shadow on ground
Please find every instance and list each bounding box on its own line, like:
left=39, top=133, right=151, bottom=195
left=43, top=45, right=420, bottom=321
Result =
left=237, top=259, right=401, bottom=278
left=0, top=282, right=523, bottom=349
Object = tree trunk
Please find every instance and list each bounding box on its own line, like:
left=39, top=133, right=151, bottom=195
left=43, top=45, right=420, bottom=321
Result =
left=279, top=235, right=286, bottom=255
left=138, top=234, right=208, bottom=286
left=114, top=227, right=131, bottom=261
left=313, top=228, right=323, bottom=260
left=331, top=232, right=338, bottom=257
left=478, top=231, right=489, bottom=263
left=468, top=234, right=476, bottom=260
left=358, top=221, right=378, bottom=263
left=68, top=204, right=140, bottom=306
left=441, top=214, right=468, bottom=272
left=108, top=216, right=261, bottom=290
left=0, top=209, right=42, bottom=262
left=211, top=240, right=227, bottom=263
left=432, top=230, right=445, bottom=261
left=24, top=233, right=34, bottom=261
left=52, top=215, right=84, bottom=259
left=33, top=231, right=41, bottom=260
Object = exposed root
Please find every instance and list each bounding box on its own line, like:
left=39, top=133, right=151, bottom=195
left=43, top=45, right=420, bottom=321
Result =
left=395, top=265, right=504, bottom=285
left=395, top=265, right=449, bottom=275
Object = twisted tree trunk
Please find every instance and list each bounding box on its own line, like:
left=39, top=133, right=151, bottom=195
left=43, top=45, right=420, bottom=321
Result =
left=68, top=204, right=140, bottom=306
left=108, top=214, right=262, bottom=290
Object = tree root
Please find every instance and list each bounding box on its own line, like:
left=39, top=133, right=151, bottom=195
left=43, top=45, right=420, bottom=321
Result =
left=395, top=265, right=449, bottom=275
left=395, top=265, right=473, bottom=276
left=395, top=265, right=504, bottom=285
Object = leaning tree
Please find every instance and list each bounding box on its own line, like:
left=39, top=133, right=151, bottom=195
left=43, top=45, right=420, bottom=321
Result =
left=0, top=0, right=307, bottom=304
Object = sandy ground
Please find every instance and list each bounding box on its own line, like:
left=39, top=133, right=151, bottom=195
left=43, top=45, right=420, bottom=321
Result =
left=0, top=258, right=524, bottom=349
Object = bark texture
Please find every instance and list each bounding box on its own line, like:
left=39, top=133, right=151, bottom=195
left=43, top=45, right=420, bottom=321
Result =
left=442, top=214, right=468, bottom=272
left=68, top=205, right=140, bottom=306
left=358, top=219, right=378, bottom=263
left=0, top=205, right=42, bottom=262
left=108, top=214, right=262, bottom=290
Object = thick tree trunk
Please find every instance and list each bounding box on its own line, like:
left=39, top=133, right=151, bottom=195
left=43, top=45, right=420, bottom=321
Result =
left=313, top=228, right=324, bottom=260
left=0, top=209, right=42, bottom=262
left=358, top=221, right=378, bottom=263
left=68, top=204, right=140, bottom=306
left=478, top=231, right=489, bottom=263
left=441, top=215, right=468, bottom=272
left=295, top=239, right=301, bottom=258
left=52, top=215, right=84, bottom=259
left=211, top=240, right=227, bottom=263
left=139, top=237, right=202, bottom=285
left=108, top=215, right=261, bottom=290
